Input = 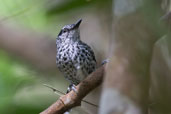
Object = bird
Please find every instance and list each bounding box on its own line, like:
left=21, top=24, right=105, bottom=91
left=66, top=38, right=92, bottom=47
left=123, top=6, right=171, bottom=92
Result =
left=56, top=19, right=97, bottom=93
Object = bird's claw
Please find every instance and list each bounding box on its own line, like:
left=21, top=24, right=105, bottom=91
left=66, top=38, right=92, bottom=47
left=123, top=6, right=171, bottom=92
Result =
left=66, top=84, right=77, bottom=93
left=71, top=84, right=77, bottom=92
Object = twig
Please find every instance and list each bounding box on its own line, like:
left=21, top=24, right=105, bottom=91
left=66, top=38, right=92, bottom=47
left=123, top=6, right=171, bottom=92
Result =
left=43, top=84, right=65, bottom=96
left=44, top=84, right=98, bottom=107
left=82, top=99, right=98, bottom=108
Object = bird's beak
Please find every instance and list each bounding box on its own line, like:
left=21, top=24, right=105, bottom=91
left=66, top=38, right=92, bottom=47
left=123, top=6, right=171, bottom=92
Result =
left=73, top=19, right=82, bottom=29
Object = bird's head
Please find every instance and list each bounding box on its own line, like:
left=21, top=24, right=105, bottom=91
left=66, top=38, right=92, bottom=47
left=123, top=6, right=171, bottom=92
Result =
left=57, top=19, right=82, bottom=44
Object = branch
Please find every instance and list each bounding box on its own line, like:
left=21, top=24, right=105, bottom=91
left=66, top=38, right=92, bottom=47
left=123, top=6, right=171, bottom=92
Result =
left=43, top=84, right=98, bottom=107
left=0, top=23, right=56, bottom=71
left=40, top=64, right=106, bottom=114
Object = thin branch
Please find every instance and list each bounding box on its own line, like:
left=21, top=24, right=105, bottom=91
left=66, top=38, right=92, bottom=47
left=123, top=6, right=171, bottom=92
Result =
left=43, top=84, right=98, bottom=107
left=43, top=84, right=65, bottom=96
left=0, top=7, right=30, bottom=22
left=82, top=99, right=98, bottom=108
left=40, top=64, right=106, bottom=114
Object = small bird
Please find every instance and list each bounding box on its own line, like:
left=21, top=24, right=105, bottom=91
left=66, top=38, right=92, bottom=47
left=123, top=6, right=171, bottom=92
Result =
left=56, top=19, right=97, bottom=93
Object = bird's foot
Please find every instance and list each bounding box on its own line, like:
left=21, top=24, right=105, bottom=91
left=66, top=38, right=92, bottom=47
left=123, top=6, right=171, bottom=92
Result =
left=66, top=84, right=77, bottom=94
left=65, top=84, right=76, bottom=114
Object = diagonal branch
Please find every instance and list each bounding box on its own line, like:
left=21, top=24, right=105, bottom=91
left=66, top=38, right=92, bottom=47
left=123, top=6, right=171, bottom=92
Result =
left=40, top=64, right=106, bottom=114
left=43, top=84, right=98, bottom=107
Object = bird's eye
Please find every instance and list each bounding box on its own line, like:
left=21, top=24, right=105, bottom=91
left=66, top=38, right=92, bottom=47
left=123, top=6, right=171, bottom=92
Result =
left=63, top=29, right=68, bottom=33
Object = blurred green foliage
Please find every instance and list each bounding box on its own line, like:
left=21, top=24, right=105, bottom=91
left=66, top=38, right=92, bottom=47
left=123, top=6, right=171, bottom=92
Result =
left=46, top=0, right=104, bottom=15
left=0, top=0, right=54, bottom=113
left=0, top=0, right=47, bottom=31
left=0, top=50, right=36, bottom=113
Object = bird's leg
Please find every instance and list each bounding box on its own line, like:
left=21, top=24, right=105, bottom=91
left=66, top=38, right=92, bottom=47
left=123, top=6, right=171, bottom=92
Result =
left=66, top=84, right=77, bottom=94
left=65, top=84, right=77, bottom=114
